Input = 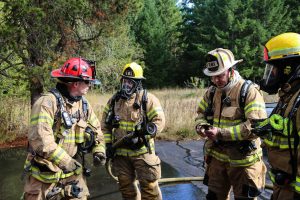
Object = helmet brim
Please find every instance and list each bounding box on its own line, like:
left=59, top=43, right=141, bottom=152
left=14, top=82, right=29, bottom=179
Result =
left=203, top=59, right=242, bottom=76
left=265, top=54, right=300, bottom=63
left=121, top=75, right=146, bottom=80
left=51, top=69, right=98, bottom=82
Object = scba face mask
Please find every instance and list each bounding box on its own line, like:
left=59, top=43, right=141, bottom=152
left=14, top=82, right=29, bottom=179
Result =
left=120, top=78, right=140, bottom=99
left=260, top=59, right=300, bottom=94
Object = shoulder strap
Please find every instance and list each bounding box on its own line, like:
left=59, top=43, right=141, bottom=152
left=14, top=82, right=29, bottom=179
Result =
left=142, top=89, right=148, bottom=121
left=205, top=86, right=216, bottom=125
left=239, top=80, right=252, bottom=110
left=82, top=96, right=89, bottom=119
left=49, top=88, right=65, bottom=111
left=207, top=86, right=216, bottom=110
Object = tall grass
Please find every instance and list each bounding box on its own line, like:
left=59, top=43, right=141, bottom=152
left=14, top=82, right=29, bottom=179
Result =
left=0, top=97, right=30, bottom=143
left=87, top=88, right=204, bottom=140
left=0, top=88, right=279, bottom=143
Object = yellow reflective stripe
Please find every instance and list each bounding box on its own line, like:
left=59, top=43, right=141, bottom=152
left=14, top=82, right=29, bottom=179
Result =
left=49, top=146, right=67, bottom=165
left=30, top=113, right=53, bottom=126
left=198, top=99, right=208, bottom=111
left=213, top=118, right=242, bottom=128
left=295, top=176, right=300, bottom=192
left=268, top=47, right=300, bottom=58
left=229, top=125, right=242, bottom=140
left=63, top=132, right=76, bottom=143
left=24, top=159, right=31, bottom=169
left=264, top=136, right=296, bottom=149
left=270, top=171, right=299, bottom=190
left=75, top=132, right=84, bottom=143
left=279, top=137, right=295, bottom=149
left=119, top=121, right=135, bottom=131
left=268, top=171, right=275, bottom=183
left=93, top=144, right=105, bottom=154
left=30, top=165, right=75, bottom=183
left=264, top=136, right=281, bottom=147
left=104, top=133, right=112, bottom=143
left=230, top=150, right=262, bottom=167
left=147, top=107, right=163, bottom=120
left=206, top=149, right=230, bottom=162
left=245, top=101, right=266, bottom=115
left=206, top=148, right=262, bottom=167
left=115, top=140, right=155, bottom=157
left=103, top=105, right=110, bottom=113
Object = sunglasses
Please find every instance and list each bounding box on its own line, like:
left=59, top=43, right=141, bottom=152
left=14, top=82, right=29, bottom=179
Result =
left=83, top=80, right=92, bottom=85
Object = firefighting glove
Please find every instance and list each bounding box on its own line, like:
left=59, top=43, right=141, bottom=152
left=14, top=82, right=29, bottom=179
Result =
left=63, top=159, right=82, bottom=175
left=195, top=123, right=212, bottom=137
left=93, top=152, right=106, bottom=167
left=64, top=180, right=83, bottom=198
left=106, top=143, right=115, bottom=159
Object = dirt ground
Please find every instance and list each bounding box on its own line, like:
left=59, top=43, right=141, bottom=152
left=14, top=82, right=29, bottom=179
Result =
left=0, top=136, right=27, bottom=149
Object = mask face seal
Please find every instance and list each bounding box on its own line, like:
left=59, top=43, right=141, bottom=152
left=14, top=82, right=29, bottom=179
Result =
left=120, top=78, right=138, bottom=99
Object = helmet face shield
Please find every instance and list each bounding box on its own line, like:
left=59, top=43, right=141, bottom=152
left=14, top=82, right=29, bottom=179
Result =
left=260, top=63, right=282, bottom=94
left=262, top=64, right=277, bottom=86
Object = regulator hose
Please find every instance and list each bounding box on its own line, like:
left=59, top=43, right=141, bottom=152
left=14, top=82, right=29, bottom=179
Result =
left=105, top=159, right=273, bottom=190
left=78, top=127, right=95, bottom=153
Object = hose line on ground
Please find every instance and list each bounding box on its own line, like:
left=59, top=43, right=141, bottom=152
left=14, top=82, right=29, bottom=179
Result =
left=105, top=159, right=273, bottom=190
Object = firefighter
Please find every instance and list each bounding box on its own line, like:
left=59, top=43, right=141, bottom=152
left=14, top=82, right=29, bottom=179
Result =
left=101, top=62, right=165, bottom=200
left=252, top=32, right=300, bottom=200
left=195, top=48, right=267, bottom=200
left=22, top=57, right=106, bottom=200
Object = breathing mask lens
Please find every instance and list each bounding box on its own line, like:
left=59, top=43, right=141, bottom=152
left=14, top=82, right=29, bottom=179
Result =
left=120, top=78, right=137, bottom=99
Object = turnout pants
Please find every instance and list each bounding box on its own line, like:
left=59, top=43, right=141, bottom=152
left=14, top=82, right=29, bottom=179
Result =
left=112, top=153, right=162, bottom=200
left=205, top=157, right=266, bottom=200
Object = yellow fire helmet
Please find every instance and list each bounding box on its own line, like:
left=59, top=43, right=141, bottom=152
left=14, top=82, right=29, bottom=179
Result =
left=203, top=48, right=243, bottom=76
left=264, top=32, right=300, bottom=63
left=121, top=62, right=145, bottom=79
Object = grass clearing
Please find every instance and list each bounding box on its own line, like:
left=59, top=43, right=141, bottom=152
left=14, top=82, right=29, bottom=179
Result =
left=0, top=88, right=278, bottom=143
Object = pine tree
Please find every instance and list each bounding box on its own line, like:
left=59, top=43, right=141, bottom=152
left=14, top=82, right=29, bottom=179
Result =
left=180, top=0, right=291, bottom=84
left=133, top=0, right=182, bottom=87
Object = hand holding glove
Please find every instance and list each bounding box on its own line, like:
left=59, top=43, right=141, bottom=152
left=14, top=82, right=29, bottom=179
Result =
left=195, top=123, right=212, bottom=138
left=64, top=180, right=83, bottom=198
left=63, top=159, right=82, bottom=174
left=93, top=152, right=106, bottom=167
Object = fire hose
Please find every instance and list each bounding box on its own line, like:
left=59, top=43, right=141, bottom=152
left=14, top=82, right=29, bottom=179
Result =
left=105, top=159, right=273, bottom=190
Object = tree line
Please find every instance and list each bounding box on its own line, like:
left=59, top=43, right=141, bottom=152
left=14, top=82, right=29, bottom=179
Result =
left=0, top=0, right=299, bottom=104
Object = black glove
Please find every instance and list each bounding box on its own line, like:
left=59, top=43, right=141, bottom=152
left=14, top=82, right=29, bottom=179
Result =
left=64, top=181, right=83, bottom=198
left=106, top=143, right=115, bottom=159
left=93, top=152, right=106, bottom=167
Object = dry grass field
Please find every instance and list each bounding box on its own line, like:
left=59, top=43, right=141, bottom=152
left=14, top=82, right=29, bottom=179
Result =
left=0, top=88, right=278, bottom=143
